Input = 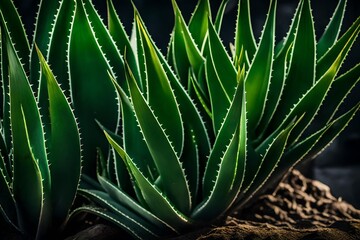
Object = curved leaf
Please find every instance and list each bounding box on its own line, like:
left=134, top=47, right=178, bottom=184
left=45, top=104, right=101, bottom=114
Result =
left=268, top=38, right=352, bottom=147
left=135, top=13, right=211, bottom=189
left=82, top=0, right=125, bottom=85
left=316, top=16, right=360, bottom=80
left=202, top=70, right=245, bottom=197
left=245, top=0, right=276, bottom=130
left=97, top=175, right=178, bottom=235
left=205, top=53, right=230, bottom=135
left=188, top=0, right=211, bottom=48
left=107, top=74, right=156, bottom=187
left=192, top=90, right=247, bottom=220
left=314, top=63, right=360, bottom=126
left=208, top=19, right=237, bottom=102
left=0, top=156, right=17, bottom=229
left=30, top=0, right=61, bottom=85
left=36, top=47, right=81, bottom=226
left=317, top=0, right=347, bottom=58
left=13, top=108, right=43, bottom=236
left=234, top=0, right=256, bottom=61
left=69, top=0, right=119, bottom=176
left=255, top=42, right=293, bottom=139
left=37, top=0, right=76, bottom=141
left=107, top=0, right=140, bottom=88
left=72, top=192, right=160, bottom=240
left=214, top=0, right=230, bottom=32
left=104, top=132, right=192, bottom=231
left=171, top=0, right=205, bottom=86
left=271, top=0, right=316, bottom=129
left=242, top=117, right=299, bottom=203
left=136, top=16, right=184, bottom=157
left=124, top=62, right=191, bottom=214
left=0, top=0, right=29, bottom=71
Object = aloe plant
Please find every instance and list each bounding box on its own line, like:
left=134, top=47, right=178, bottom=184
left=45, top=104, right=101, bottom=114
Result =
left=1, top=0, right=359, bottom=239
left=70, top=0, right=359, bottom=239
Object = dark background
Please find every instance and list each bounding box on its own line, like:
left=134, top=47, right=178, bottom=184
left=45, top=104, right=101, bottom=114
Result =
left=14, top=0, right=360, bottom=207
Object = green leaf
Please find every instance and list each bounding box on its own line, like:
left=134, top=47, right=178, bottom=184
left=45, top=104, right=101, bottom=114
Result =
left=107, top=0, right=140, bottom=89
left=124, top=61, right=191, bottom=214
left=317, top=0, right=347, bottom=58
left=188, top=0, right=211, bottom=48
left=214, top=0, right=230, bottom=32
left=135, top=13, right=211, bottom=188
left=314, top=63, right=360, bottom=126
left=234, top=0, right=257, bottom=61
left=2, top=11, right=50, bottom=197
left=36, top=0, right=75, bottom=153
left=82, top=0, right=125, bottom=86
left=271, top=0, right=316, bottom=128
left=171, top=0, right=205, bottom=86
left=304, top=103, right=360, bottom=160
left=72, top=191, right=161, bottom=240
left=0, top=155, right=17, bottom=230
left=207, top=19, right=237, bottom=102
left=69, top=0, right=119, bottom=176
left=277, top=102, right=360, bottom=182
left=0, top=124, right=10, bottom=182
left=97, top=175, right=178, bottom=235
left=180, top=127, right=200, bottom=205
left=107, top=74, right=156, bottom=187
left=192, top=89, right=247, bottom=220
left=255, top=42, right=293, bottom=139
left=240, top=117, right=299, bottom=205
left=190, top=69, right=211, bottom=118
left=316, top=16, right=360, bottom=81
left=13, top=108, right=43, bottom=236
left=104, top=132, right=191, bottom=231
left=133, top=7, right=147, bottom=93
left=0, top=0, right=30, bottom=71
left=205, top=53, right=230, bottom=135
left=245, top=0, right=276, bottom=130
left=41, top=0, right=76, bottom=97
left=3, top=15, right=54, bottom=237
left=136, top=16, right=184, bottom=157
left=274, top=0, right=302, bottom=57
left=0, top=21, right=12, bottom=149
left=202, top=70, right=245, bottom=198
left=270, top=37, right=351, bottom=146
left=30, top=0, right=61, bottom=85
left=36, top=46, right=81, bottom=226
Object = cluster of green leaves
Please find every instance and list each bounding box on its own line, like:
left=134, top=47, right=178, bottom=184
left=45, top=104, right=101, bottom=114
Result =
left=76, top=0, right=359, bottom=239
left=0, top=0, right=359, bottom=239
left=0, top=1, right=81, bottom=239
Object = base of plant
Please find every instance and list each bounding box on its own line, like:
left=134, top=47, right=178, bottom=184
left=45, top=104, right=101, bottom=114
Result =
left=60, top=169, right=360, bottom=240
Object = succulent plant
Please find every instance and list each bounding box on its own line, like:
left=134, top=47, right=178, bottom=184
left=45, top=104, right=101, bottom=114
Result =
left=73, top=0, right=358, bottom=239
left=0, top=1, right=81, bottom=239
left=1, top=0, right=359, bottom=239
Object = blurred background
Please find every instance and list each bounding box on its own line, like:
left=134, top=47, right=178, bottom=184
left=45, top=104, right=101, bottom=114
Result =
left=13, top=0, right=360, bottom=208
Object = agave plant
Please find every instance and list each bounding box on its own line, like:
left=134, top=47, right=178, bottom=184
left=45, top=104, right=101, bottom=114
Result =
left=0, top=4, right=81, bottom=239
left=68, top=0, right=358, bottom=239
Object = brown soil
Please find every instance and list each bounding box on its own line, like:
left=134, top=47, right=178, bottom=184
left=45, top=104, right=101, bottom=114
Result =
left=171, top=169, right=360, bottom=240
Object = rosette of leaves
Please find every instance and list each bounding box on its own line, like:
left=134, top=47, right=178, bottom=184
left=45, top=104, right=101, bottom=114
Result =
left=71, top=0, right=359, bottom=239
left=0, top=2, right=81, bottom=239
left=1, top=0, right=358, bottom=239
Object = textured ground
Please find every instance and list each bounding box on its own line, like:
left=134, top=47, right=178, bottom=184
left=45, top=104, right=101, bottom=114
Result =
left=175, top=169, right=360, bottom=240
